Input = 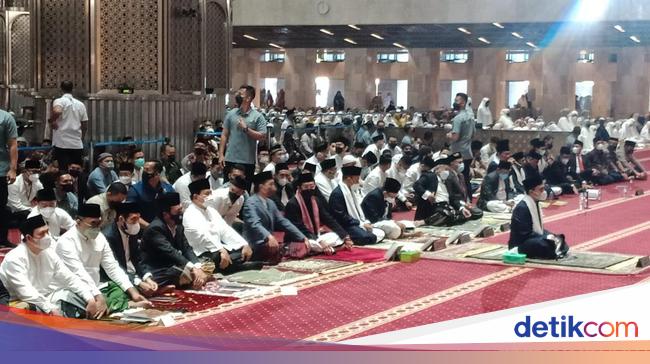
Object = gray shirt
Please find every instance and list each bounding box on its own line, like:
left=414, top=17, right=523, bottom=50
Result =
left=0, top=110, right=17, bottom=176
left=224, top=107, right=267, bottom=165
left=450, top=110, right=475, bottom=160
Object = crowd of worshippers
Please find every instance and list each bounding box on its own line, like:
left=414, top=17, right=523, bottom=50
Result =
left=0, top=83, right=647, bottom=319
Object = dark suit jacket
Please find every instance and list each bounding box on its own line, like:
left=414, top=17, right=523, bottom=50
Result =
left=140, top=217, right=199, bottom=272
left=329, top=185, right=363, bottom=229
left=243, top=194, right=306, bottom=246
left=477, top=171, right=516, bottom=210
left=271, top=181, right=295, bottom=211
left=101, top=222, right=147, bottom=281
left=544, top=160, right=572, bottom=185
left=285, top=193, right=348, bottom=239
left=508, top=199, right=546, bottom=249
left=361, top=188, right=392, bottom=224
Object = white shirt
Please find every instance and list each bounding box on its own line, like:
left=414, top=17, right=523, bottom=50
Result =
left=8, top=174, right=43, bottom=212
left=183, top=203, right=248, bottom=256
left=403, top=163, right=421, bottom=194
left=86, top=193, right=117, bottom=229
left=435, top=177, right=450, bottom=203
left=0, top=244, right=94, bottom=313
left=55, top=227, right=134, bottom=296
left=362, top=166, right=386, bottom=196
left=480, top=144, right=496, bottom=167
left=207, top=187, right=244, bottom=225
left=362, top=143, right=385, bottom=163
left=173, top=172, right=194, bottom=210
left=496, top=178, right=507, bottom=201
left=386, top=164, right=408, bottom=202
left=315, top=172, right=338, bottom=201
left=263, top=162, right=276, bottom=174
left=52, top=94, right=88, bottom=149
left=28, top=207, right=75, bottom=239
left=304, top=155, right=322, bottom=174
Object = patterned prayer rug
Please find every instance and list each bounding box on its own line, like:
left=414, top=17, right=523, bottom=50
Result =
left=147, top=290, right=237, bottom=313
left=223, top=268, right=318, bottom=286
left=276, top=259, right=362, bottom=274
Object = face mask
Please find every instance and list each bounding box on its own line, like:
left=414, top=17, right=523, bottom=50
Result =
left=235, top=95, right=243, bottom=107
left=439, top=170, right=450, bottom=180
left=539, top=149, right=546, bottom=156
left=277, top=178, right=288, bottom=187
left=452, top=103, right=461, bottom=111
left=82, top=227, right=100, bottom=240
left=377, top=127, right=385, bottom=133
left=279, top=154, right=289, bottom=163
left=335, top=147, right=344, bottom=154
left=259, top=156, right=270, bottom=164
left=170, top=213, right=183, bottom=224
left=457, top=164, right=465, bottom=173
left=68, top=169, right=81, bottom=178
left=302, top=189, right=315, bottom=199
left=166, top=155, right=176, bottom=163
left=142, top=172, right=155, bottom=184
left=119, top=176, right=132, bottom=185
left=62, top=184, right=75, bottom=193
left=572, top=147, right=579, bottom=154
left=33, top=234, right=52, bottom=250
left=124, top=222, right=140, bottom=236
left=596, top=144, right=606, bottom=151
left=538, top=190, right=548, bottom=201
left=228, top=191, right=240, bottom=203
left=103, top=161, right=114, bottom=169
left=385, top=197, right=396, bottom=205
left=134, top=158, right=145, bottom=169
left=499, top=173, right=509, bottom=181
left=39, top=207, right=55, bottom=219
left=561, top=158, right=570, bottom=165
left=389, top=143, right=398, bottom=149
left=29, top=173, right=40, bottom=183
left=485, top=101, right=490, bottom=107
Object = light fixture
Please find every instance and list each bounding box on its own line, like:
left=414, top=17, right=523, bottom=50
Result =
left=511, top=32, right=524, bottom=39
left=492, top=22, right=505, bottom=29
left=370, top=33, right=384, bottom=40
left=269, top=43, right=282, bottom=49
left=630, top=35, right=641, bottom=43
left=614, top=25, right=626, bottom=33
left=478, top=37, right=491, bottom=44
left=320, top=28, right=334, bottom=36
left=343, top=38, right=357, bottom=45
left=393, top=42, right=406, bottom=49
left=348, top=24, right=360, bottom=30
left=243, top=34, right=258, bottom=41
left=457, top=27, right=471, bottom=35
left=526, top=42, right=537, bottom=48
left=232, top=41, right=237, bottom=45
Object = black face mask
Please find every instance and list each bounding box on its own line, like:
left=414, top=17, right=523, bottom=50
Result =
left=377, top=127, right=385, bottom=133
left=142, top=172, right=155, bottom=184
left=68, top=169, right=81, bottom=178
left=61, top=184, right=75, bottom=193
left=302, top=189, right=315, bottom=199
left=485, top=101, right=490, bottom=107
left=108, top=201, right=121, bottom=210
left=389, top=143, right=398, bottom=149
left=166, top=155, right=176, bottom=163
left=170, top=213, right=182, bottom=224
left=452, top=103, right=461, bottom=111
left=228, top=191, right=240, bottom=203
left=235, top=95, right=243, bottom=107
left=335, top=147, right=344, bottom=154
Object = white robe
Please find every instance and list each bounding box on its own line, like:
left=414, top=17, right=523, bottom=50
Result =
left=27, top=207, right=75, bottom=239
left=362, top=166, right=386, bottom=196
left=315, top=173, right=338, bottom=201
left=476, top=98, right=493, bottom=127
left=183, top=203, right=248, bottom=256
left=7, top=174, right=43, bottom=213
left=338, top=183, right=385, bottom=242
left=207, top=187, right=244, bottom=225
left=403, top=163, right=421, bottom=194
left=0, top=244, right=94, bottom=313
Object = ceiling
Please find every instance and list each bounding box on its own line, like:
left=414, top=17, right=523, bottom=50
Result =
left=233, top=21, right=650, bottom=50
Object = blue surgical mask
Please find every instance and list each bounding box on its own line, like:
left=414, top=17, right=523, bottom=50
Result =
left=499, top=173, right=509, bottom=180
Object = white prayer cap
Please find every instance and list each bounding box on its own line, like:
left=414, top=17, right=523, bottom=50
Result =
left=444, top=124, right=453, bottom=130
left=342, top=155, right=360, bottom=166
left=334, top=116, right=343, bottom=124
left=337, top=111, right=344, bottom=115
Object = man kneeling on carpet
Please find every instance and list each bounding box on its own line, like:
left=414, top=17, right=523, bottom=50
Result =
left=243, top=171, right=311, bottom=262
left=508, top=174, right=569, bottom=259
left=184, top=178, right=259, bottom=273
left=329, top=166, right=386, bottom=245
left=285, top=172, right=354, bottom=255
left=55, top=203, right=152, bottom=315
left=0, top=215, right=105, bottom=318
left=361, top=177, right=420, bottom=239
left=140, top=193, right=208, bottom=289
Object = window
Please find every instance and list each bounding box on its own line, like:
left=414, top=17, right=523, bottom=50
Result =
left=260, top=51, right=285, bottom=63
left=396, top=80, right=408, bottom=108
left=440, top=50, right=469, bottom=64
left=316, top=50, right=345, bottom=63
left=506, top=50, right=530, bottom=63
left=377, top=51, right=409, bottom=63
left=450, top=80, right=468, bottom=105
left=507, top=81, right=530, bottom=108
left=577, top=50, right=595, bottom=63
left=575, top=81, right=594, bottom=113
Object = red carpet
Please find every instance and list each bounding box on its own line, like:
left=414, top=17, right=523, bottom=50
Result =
left=162, top=260, right=504, bottom=340
left=593, top=228, right=650, bottom=256
left=319, top=247, right=387, bottom=263
left=150, top=290, right=237, bottom=313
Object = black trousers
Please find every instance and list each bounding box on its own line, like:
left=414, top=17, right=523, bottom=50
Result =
left=462, top=159, right=472, bottom=200
left=0, top=177, right=9, bottom=244
left=53, top=147, right=83, bottom=171
left=223, top=161, right=255, bottom=191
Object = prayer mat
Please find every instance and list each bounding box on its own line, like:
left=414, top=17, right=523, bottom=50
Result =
left=185, top=281, right=276, bottom=299
left=422, top=242, right=650, bottom=275
left=148, top=290, right=237, bottom=313
left=365, top=236, right=435, bottom=251
left=276, top=259, right=362, bottom=274
left=317, top=247, right=387, bottom=263
left=223, top=268, right=318, bottom=286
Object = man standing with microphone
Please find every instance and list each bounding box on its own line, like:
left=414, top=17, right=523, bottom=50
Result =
left=219, top=85, right=267, bottom=189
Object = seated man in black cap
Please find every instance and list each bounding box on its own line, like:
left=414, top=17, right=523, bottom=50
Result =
left=208, top=175, right=247, bottom=231
left=315, top=158, right=338, bottom=201
left=447, top=153, right=484, bottom=220
left=7, top=159, right=43, bottom=223
left=362, top=154, right=392, bottom=196
left=243, top=171, right=310, bottom=261
left=184, top=178, right=256, bottom=272
left=509, top=175, right=569, bottom=259
left=414, top=156, right=481, bottom=226
left=304, top=142, right=329, bottom=175
left=0, top=215, right=104, bottom=318
left=140, top=193, right=208, bottom=289
left=529, top=138, right=550, bottom=174
left=173, top=162, right=209, bottom=209
left=617, top=139, right=647, bottom=180
left=270, top=163, right=295, bottom=211
left=477, top=161, right=520, bottom=213
left=360, top=151, right=378, bottom=180
left=27, top=188, right=75, bottom=240
left=102, top=202, right=159, bottom=297
left=510, top=152, right=527, bottom=194
left=55, top=203, right=151, bottom=314
left=486, top=139, right=511, bottom=174
left=263, top=144, right=287, bottom=175
left=585, top=138, right=623, bottom=185
left=544, top=146, right=578, bottom=195
left=285, top=172, right=353, bottom=255
left=362, top=178, right=419, bottom=238
left=329, top=165, right=385, bottom=245
left=362, top=133, right=386, bottom=164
